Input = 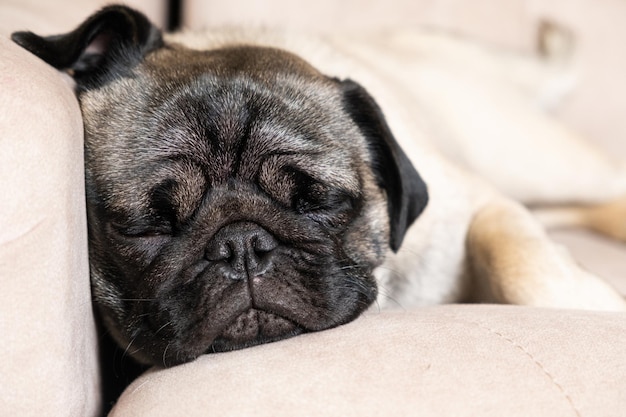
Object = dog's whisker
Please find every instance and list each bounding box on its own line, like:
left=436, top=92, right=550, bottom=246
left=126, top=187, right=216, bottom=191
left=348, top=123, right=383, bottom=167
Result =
left=121, top=335, right=139, bottom=362
left=368, top=298, right=382, bottom=314
left=154, top=321, right=173, bottom=337
left=337, top=264, right=369, bottom=271
left=375, top=287, right=407, bottom=311
left=162, top=343, right=171, bottom=368
left=329, top=264, right=410, bottom=310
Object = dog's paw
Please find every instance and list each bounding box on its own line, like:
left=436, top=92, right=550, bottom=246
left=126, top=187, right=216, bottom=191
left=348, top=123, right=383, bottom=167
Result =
left=584, top=196, right=626, bottom=242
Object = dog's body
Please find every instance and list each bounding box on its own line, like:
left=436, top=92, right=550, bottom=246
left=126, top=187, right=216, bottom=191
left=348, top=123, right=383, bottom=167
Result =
left=12, top=6, right=626, bottom=369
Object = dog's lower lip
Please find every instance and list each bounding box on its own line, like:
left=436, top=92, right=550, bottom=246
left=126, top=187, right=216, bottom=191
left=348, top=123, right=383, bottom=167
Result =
left=208, top=308, right=301, bottom=352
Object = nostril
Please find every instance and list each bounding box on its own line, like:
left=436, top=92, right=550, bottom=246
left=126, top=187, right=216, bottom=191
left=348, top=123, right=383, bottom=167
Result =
left=206, top=242, right=232, bottom=262
left=252, top=233, right=278, bottom=255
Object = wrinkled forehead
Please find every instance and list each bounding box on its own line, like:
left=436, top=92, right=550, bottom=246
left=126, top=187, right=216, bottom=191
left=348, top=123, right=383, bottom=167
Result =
left=156, top=78, right=360, bottom=189
left=81, top=45, right=366, bottom=195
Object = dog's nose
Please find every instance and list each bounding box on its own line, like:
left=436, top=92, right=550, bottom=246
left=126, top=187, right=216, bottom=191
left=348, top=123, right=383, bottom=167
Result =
left=206, top=222, right=278, bottom=279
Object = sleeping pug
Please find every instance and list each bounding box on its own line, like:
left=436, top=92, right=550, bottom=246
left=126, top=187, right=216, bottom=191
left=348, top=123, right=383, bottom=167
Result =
left=12, top=5, right=626, bottom=368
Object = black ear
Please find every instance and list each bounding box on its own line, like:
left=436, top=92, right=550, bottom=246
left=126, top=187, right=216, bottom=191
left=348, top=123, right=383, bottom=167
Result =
left=11, top=5, right=162, bottom=90
left=340, top=79, right=429, bottom=252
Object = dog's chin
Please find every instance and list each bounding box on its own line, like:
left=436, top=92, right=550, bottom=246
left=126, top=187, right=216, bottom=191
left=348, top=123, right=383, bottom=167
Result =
left=207, top=308, right=303, bottom=353
left=116, top=307, right=306, bottom=367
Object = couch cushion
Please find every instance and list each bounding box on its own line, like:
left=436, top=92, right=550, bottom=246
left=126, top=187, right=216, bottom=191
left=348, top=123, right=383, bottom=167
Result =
left=110, top=304, right=626, bottom=417
left=0, top=0, right=167, bottom=37
left=0, top=37, right=99, bottom=417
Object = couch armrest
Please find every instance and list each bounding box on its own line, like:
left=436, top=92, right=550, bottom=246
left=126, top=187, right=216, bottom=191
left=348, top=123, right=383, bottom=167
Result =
left=110, top=305, right=626, bottom=417
left=0, top=37, right=100, bottom=417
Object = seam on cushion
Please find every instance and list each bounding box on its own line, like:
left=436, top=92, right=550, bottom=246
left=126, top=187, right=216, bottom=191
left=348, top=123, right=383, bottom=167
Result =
left=454, top=314, right=582, bottom=417
left=0, top=218, right=45, bottom=247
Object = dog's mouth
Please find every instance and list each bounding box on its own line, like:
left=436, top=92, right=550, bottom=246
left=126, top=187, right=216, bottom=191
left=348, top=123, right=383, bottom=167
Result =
left=207, top=308, right=303, bottom=353
left=103, top=248, right=377, bottom=366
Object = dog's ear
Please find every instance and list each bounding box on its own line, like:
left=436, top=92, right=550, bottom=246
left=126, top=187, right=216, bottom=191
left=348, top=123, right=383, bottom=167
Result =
left=340, top=79, right=429, bottom=252
left=11, top=5, right=162, bottom=90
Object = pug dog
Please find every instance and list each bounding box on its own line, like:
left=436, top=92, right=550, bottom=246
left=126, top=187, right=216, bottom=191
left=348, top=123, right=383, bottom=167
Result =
left=11, top=5, right=626, bottom=371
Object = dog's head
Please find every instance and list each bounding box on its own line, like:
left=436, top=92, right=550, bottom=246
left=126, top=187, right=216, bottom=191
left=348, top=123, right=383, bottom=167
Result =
left=12, top=5, right=428, bottom=366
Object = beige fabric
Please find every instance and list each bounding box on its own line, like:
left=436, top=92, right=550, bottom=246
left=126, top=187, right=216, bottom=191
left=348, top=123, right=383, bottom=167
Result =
left=183, top=0, right=626, bottom=159
left=0, top=0, right=167, bottom=37
left=0, top=37, right=99, bottom=416
left=0, top=2, right=167, bottom=416
left=111, top=305, right=626, bottom=417
left=551, top=229, right=626, bottom=297
left=182, top=0, right=535, bottom=49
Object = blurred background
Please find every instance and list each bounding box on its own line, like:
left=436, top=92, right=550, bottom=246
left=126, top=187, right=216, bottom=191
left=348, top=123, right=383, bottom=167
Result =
left=183, top=0, right=626, bottom=157
left=2, top=0, right=625, bottom=155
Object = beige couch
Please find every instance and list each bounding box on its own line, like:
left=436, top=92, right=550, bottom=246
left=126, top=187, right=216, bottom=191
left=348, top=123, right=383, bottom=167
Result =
left=2, top=1, right=626, bottom=416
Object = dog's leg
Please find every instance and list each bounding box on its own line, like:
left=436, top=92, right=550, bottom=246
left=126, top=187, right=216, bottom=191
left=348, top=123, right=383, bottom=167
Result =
left=532, top=196, right=626, bottom=242
left=466, top=198, right=626, bottom=311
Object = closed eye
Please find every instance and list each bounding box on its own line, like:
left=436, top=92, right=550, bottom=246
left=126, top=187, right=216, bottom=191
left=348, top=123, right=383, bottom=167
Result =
left=295, top=187, right=356, bottom=214
left=109, top=222, right=173, bottom=239
left=260, top=164, right=360, bottom=218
